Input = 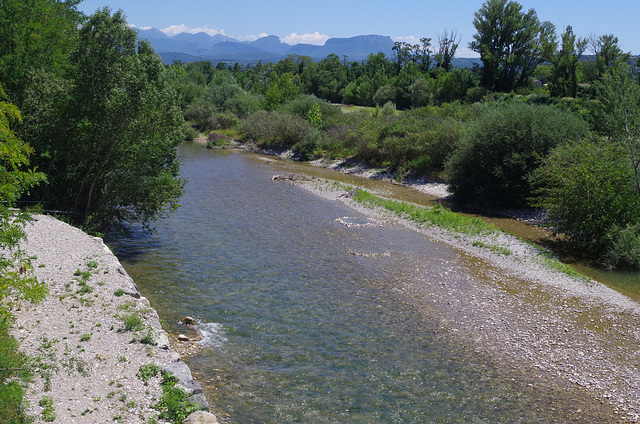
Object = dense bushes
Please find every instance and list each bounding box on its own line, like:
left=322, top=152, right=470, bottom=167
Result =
left=532, top=139, right=640, bottom=268
left=445, top=103, right=589, bottom=208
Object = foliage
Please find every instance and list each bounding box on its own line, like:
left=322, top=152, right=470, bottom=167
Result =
left=445, top=103, right=589, bottom=207
left=154, top=372, right=200, bottom=424
left=470, top=0, right=550, bottom=92
left=0, top=0, right=83, bottom=100
left=595, top=63, right=640, bottom=196
left=0, top=84, right=47, bottom=424
left=242, top=110, right=312, bottom=150
left=282, top=94, right=341, bottom=127
left=543, top=25, right=588, bottom=98
left=184, top=99, right=217, bottom=131
left=531, top=139, right=640, bottom=268
left=25, top=8, right=185, bottom=232
left=353, top=189, right=497, bottom=236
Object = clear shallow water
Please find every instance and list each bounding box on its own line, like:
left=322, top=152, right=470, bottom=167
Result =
left=116, top=144, right=613, bottom=423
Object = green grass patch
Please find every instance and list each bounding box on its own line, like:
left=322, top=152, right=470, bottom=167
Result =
left=472, top=241, right=513, bottom=255
left=352, top=189, right=498, bottom=236
left=119, top=313, right=144, bottom=332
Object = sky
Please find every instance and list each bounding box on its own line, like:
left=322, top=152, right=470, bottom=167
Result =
left=77, top=0, right=640, bottom=57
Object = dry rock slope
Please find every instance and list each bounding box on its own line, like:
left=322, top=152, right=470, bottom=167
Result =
left=10, top=214, right=215, bottom=424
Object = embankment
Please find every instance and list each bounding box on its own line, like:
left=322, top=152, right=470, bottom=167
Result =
left=10, top=214, right=214, bottom=423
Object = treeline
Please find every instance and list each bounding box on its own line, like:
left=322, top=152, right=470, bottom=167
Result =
left=170, top=0, right=640, bottom=270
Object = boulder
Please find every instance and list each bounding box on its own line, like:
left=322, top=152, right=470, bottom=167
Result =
left=184, top=411, right=218, bottom=423
left=181, top=316, right=196, bottom=326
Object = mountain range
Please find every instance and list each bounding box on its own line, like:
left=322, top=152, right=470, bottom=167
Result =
left=136, top=28, right=479, bottom=68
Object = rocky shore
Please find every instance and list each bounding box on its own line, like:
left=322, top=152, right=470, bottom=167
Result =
left=10, top=215, right=217, bottom=424
left=284, top=172, right=640, bottom=423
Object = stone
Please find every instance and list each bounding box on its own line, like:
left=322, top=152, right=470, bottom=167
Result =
left=181, top=316, right=196, bottom=326
left=184, top=410, right=217, bottom=423
left=154, top=330, right=170, bottom=350
left=177, top=333, right=190, bottom=341
left=164, top=361, right=193, bottom=384
left=186, top=393, right=210, bottom=412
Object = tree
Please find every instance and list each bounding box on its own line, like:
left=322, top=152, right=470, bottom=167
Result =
left=585, top=34, right=630, bottom=82
left=544, top=26, right=587, bottom=98
left=445, top=103, right=589, bottom=207
left=436, top=30, right=460, bottom=72
left=0, top=84, right=48, bottom=424
left=596, top=63, right=640, bottom=198
left=0, top=0, right=83, bottom=102
left=470, top=0, right=549, bottom=92
left=26, top=8, right=185, bottom=231
left=532, top=139, right=640, bottom=268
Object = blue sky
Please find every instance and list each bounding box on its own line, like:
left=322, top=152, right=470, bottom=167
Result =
left=78, top=0, right=639, bottom=57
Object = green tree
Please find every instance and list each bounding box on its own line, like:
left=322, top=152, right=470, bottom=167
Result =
left=445, top=103, right=589, bottom=207
left=0, top=84, right=47, bottom=424
left=27, top=8, right=185, bottom=231
left=544, top=26, right=587, bottom=98
left=532, top=139, right=640, bottom=268
left=470, top=0, right=550, bottom=92
left=0, top=0, right=83, bottom=101
left=596, top=63, right=640, bottom=197
left=581, top=34, right=630, bottom=83
left=435, top=30, right=460, bottom=72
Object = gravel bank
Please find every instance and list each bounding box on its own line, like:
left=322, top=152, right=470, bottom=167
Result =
left=10, top=215, right=213, bottom=424
left=290, top=176, right=640, bottom=423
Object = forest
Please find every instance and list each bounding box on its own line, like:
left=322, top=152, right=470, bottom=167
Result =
left=0, top=0, right=639, bottom=420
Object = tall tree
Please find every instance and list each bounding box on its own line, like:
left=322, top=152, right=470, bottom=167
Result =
left=436, top=29, right=460, bottom=72
left=544, top=26, right=587, bottom=98
left=27, top=8, right=185, bottom=231
left=596, top=63, right=640, bottom=198
left=470, top=0, right=549, bottom=92
left=586, top=34, right=630, bottom=82
left=0, top=0, right=83, bottom=102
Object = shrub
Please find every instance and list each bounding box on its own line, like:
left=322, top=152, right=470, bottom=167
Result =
left=120, top=313, right=144, bottom=332
left=184, top=99, right=216, bottom=131
left=445, top=103, right=589, bottom=208
left=209, top=112, right=239, bottom=130
left=282, top=94, right=341, bottom=127
left=532, top=139, right=640, bottom=267
left=224, top=93, right=262, bottom=118
left=242, top=111, right=312, bottom=149
left=205, top=82, right=244, bottom=109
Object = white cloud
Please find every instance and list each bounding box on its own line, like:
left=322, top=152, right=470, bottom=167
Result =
left=233, top=33, right=269, bottom=42
left=159, top=24, right=227, bottom=37
left=391, top=35, right=421, bottom=44
left=282, top=32, right=329, bottom=46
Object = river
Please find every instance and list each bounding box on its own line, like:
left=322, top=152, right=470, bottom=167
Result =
left=116, top=144, right=624, bottom=423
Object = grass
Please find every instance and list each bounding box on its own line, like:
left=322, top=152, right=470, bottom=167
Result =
left=352, top=189, right=498, bottom=236
left=346, top=188, right=589, bottom=281
left=120, top=313, right=144, bottom=332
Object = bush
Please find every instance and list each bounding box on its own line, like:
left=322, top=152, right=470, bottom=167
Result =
left=604, top=224, right=640, bottom=269
left=282, top=94, right=341, bottom=127
left=224, top=93, right=262, bottom=118
left=184, top=99, right=217, bottom=131
left=209, top=112, right=240, bottom=130
left=205, top=82, right=244, bottom=109
left=445, top=103, right=589, bottom=208
left=242, top=111, right=312, bottom=149
left=532, top=139, right=640, bottom=267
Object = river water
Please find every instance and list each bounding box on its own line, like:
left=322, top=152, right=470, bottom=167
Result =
left=117, top=144, right=617, bottom=423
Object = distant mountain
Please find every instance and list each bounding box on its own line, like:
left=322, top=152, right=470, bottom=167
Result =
left=136, top=28, right=479, bottom=67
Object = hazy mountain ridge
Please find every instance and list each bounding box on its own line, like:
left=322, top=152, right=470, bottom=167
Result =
left=137, top=28, right=478, bottom=67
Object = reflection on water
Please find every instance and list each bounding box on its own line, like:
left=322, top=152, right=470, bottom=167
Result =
left=116, top=144, right=616, bottom=423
